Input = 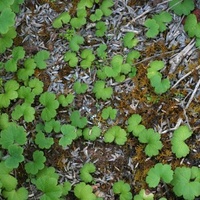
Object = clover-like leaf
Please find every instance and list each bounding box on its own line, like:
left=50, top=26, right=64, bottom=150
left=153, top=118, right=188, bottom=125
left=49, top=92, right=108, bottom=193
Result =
left=58, top=93, right=74, bottom=107
left=100, top=0, right=114, bottom=17
left=52, top=12, right=71, bottom=28
left=64, top=51, right=78, bottom=67
left=0, top=0, right=14, bottom=12
left=69, top=34, right=84, bottom=52
left=73, top=81, right=88, bottom=94
left=2, top=187, right=28, bottom=200
left=171, top=125, right=192, bottom=158
left=144, top=19, right=159, bottom=38
left=123, top=32, right=138, bottom=48
left=90, top=9, right=103, bottom=22
left=34, top=50, right=50, bottom=69
left=28, top=78, right=44, bottom=95
left=134, top=189, right=154, bottom=200
left=80, top=49, right=95, bottom=69
left=146, top=163, right=173, bottom=187
left=35, top=132, right=54, bottom=149
left=80, top=162, right=96, bottom=183
left=83, top=126, right=101, bottom=141
left=25, top=150, right=46, bottom=175
left=17, top=86, right=35, bottom=104
left=95, top=21, right=107, bottom=37
left=126, top=50, right=140, bottom=64
left=96, top=44, right=107, bottom=59
left=44, top=119, right=61, bottom=133
left=70, top=110, right=87, bottom=128
left=101, top=106, right=117, bottom=120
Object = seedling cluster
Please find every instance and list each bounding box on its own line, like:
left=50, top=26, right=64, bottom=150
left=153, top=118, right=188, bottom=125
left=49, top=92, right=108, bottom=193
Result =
left=0, top=0, right=199, bottom=199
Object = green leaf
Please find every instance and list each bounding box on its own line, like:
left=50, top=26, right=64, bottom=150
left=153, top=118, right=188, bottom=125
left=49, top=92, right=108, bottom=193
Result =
left=0, top=124, right=26, bottom=149
left=69, top=34, right=84, bottom=52
left=80, top=49, right=95, bottom=69
left=59, top=124, right=77, bottom=147
left=134, top=189, right=154, bottom=200
left=28, top=78, right=44, bottom=95
left=104, top=126, right=127, bottom=145
left=146, top=163, right=173, bottom=187
left=5, top=144, right=24, bottom=168
left=171, top=167, right=200, bottom=200
left=101, top=106, right=117, bottom=120
left=73, top=81, right=88, bottom=94
left=44, top=119, right=61, bottom=133
left=96, top=44, right=107, bottom=59
left=0, top=113, right=10, bottom=130
left=138, top=128, right=163, bottom=156
left=64, top=51, right=78, bottom=67
left=0, top=8, right=15, bottom=34
left=90, top=9, right=103, bottom=22
left=17, top=86, right=35, bottom=104
left=0, top=0, right=14, bottom=12
left=34, top=50, right=50, bottom=69
left=100, top=0, right=114, bottom=17
left=35, top=132, right=54, bottom=149
left=52, top=12, right=71, bottom=28
left=93, top=80, right=113, bottom=100
left=126, top=50, right=140, bottom=64
left=83, top=126, right=101, bottom=141
left=123, top=32, right=138, bottom=48
left=35, top=176, right=62, bottom=199
left=144, top=19, right=159, bottom=38
left=80, top=162, right=96, bottom=183
left=95, top=21, right=107, bottom=37
left=171, top=125, right=192, bottom=158
left=70, top=110, right=87, bottom=128
left=78, top=0, right=95, bottom=9
left=25, top=150, right=46, bottom=175
left=74, top=182, right=96, bottom=200
left=2, top=187, right=28, bottom=200
left=58, top=93, right=74, bottom=107
left=10, top=0, right=24, bottom=13
left=169, top=0, right=194, bottom=16
left=61, top=181, right=71, bottom=196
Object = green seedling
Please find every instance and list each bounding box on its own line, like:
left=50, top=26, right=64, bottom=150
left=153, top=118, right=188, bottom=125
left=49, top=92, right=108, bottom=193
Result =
left=138, top=128, right=163, bottom=157
left=58, top=93, right=74, bottom=107
left=100, top=0, right=114, bottom=17
left=171, top=125, right=193, bottom=158
left=70, top=110, right=87, bottom=128
left=80, top=49, right=95, bottom=69
left=93, top=80, right=113, bottom=100
left=2, top=187, right=28, bottom=200
left=60, top=28, right=75, bottom=41
left=123, top=32, right=138, bottom=48
left=126, top=50, right=140, bottom=65
left=169, top=0, right=194, bottom=16
left=36, top=166, right=59, bottom=180
left=74, top=182, right=96, bottom=200
left=10, top=0, right=25, bottom=13
left=184, top=14, right=200, bottom=38
left=171, top=166, right=200, bottom=200
left=0, top=8, right=15, bottom=34
left=17, top=58, right=36, bottom=81
left=25, top=150, right=46, bottom=175
left=73, top=81, right=88, bottom=94
left=39, top=91, right=59, bottom=121
left=61, top=181, right=71, bottom=196
left=52, top=12, right=71, bottom=28
left=134, top=189, right=154, bottom=200
left=0, top=79, right=19, bottom=108
left=147, top=60, right=170, bottom=94
left=95, top=21, right=107, bottom=37
left=101, top=106, right=117, bottom=120
left=28, top=78, right=44, bottom=95
left=80, top=162, right=96, bottom=183
left=59, top=124, right=77, bottom=147
left=146, top=163, right=173, bottom=187
left=5, top=46, right=25, bottom=72
left=0, top=0, right=15, bottom=11
left=144, top=19, right=159, bottom=38
left=0, top=113, right=10, bottom=130
left=11, top=102, right=35, bottom=122
left=35, top=131, right=54, bottom=149
left=44, top=119, right=61, bottom=133
left=70, top=9, right=87, bottom=29
left=96, top=44, right=107, bottom=59
left=83, top=126, right=101, bottom=141
left=104, top=125, right=127, bottom=145
left=0, top=27, right=17, bottom=53
left=69, top=34, right=84, bottom=52
left=34, top=50, right=50, bottom=69
left=90, top=9, right=103, bottom=22
left=64, top=51, right=78, bottom=67
left=78, top=0, right=95, bottom=9
left=17, top=86, right=35, bottom=104
left=113, top=180, right=132, bottom=200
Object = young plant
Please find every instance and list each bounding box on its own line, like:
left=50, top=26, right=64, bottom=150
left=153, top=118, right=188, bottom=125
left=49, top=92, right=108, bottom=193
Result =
left=59, top=124, right=77, bottom=147
left=70, top=110, right=88, bottom=128
left=34, top=50, right=50, bottom=69
left=73, top=81, right=88, bottom=94
left=44, top=119, right=61, bottom=133
left=100, top=0, right=114, bottom=17
left=144, top=19, right=159, bottom=38
left=96, top=44, right=107, bottom=59
left=90, top=9, right=103, bottom=22
left=80, top=49, right=95, bottom=69
left=58, top=93, right=74, bottom=107
left=134, top=189, right=154, bottom=200
left=104, top=125, right=127, bottom=145
left=25, top=150, right=46, bottom=175
left=0, top=79, right=19, bottom=108
left=95, top=21, right=107, bottom=37
left=39, top=91, right=59, bottom=121
left=70, top=8, right=87, bottom=29
left=28, top=78, right=44, bottom=95
left=93, top=80, right=113, bottom=100
left=69, top=34, right=84, bottom=52
left=101, top=106, right=117, bottom=120
left=74, top=182, right=96, bottom=200
left=146, top=163, right=173, bottom=187
left=83, top=126, right=101, bottom=141
left=2, top=187, right=28, bottom=200
left=147, top=60, right=170, bottom=94
left=123, top=32, right=138, bottom=49
left=169, top=0, right=194, bottom=16
left=52, top=12, right=71, bottom=28
left=64, top=51, right=78, bottom=67
left=171, top=125, right=193, bottom=158
left=126, top=50, right=140, bottom=65
left=35, top=131, right=54, bottom=149
left=113, top=180, right=132, bottom=200
left=17, top=86, right=35, bottom=104
left=80, top=162, right=96, bottom=183
left=171, top=166, right=200, bottom=200
left=0, top=113, right=10, bottom=130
